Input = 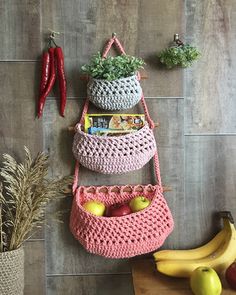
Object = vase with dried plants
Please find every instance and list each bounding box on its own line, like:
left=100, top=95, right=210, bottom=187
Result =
left=0, top=147, right=72, bottom=295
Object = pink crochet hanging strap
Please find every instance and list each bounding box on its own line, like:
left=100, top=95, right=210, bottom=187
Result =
left=102, top=34, right=126, bottom=58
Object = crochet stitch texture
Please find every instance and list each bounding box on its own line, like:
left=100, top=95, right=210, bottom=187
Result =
left=72, top=124, right=157, bottom=174
left=70, top=184, right=174, bottom=259
left=87, top=74, right=142, bottom=110
left=0, top=247, right=24, bottom=295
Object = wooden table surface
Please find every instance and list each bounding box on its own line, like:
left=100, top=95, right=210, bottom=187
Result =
left=131, top=259, right=236, bottom=295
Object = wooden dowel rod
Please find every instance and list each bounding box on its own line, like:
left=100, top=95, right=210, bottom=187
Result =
left=86, top=186, right=171, bottom=194
left=64, top=185, right=171, bottom=195
left=68, top=126, right=76, bottom=132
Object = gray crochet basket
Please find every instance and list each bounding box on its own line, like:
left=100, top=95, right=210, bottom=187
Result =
left=0, top=247, right=24, bottom=295
left=87, top=74, right=142, bottom=111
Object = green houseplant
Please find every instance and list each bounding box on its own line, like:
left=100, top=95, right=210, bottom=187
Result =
left=0, top=147, right=71, bottom=295
left=81, top=52, right=145, bottom=81
left=81, top=50, right=145, bottom=111
left=158, top=34, right=201, bottom=69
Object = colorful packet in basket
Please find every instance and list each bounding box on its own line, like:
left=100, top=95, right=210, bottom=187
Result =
left=84, top=114, right=146, bottom=136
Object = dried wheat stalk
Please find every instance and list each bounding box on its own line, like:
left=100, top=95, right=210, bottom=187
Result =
left=0, top=147, right=72, bottom=252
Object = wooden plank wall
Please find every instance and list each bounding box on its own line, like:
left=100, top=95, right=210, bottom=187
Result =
left=184, top=0, right=236, bottom=249
left=0, top=1, right=235, bottom=294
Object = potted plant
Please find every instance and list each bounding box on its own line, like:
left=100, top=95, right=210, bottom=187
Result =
left=0, top=147, right=71, bottom=295
left=81, top=52, right=145, bottom=110
left=158, top=34, right=201, bottom=69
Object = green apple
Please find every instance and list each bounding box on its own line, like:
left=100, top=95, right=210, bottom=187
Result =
left=129, top=196, right=150, bottom=212
left=190, top=267, right=222, bottom=295
left=83, top=200, right=105, bottom=216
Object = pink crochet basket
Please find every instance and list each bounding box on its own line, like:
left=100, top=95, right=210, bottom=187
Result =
left=70, top=153, right=174, bottom=259
left=72, top=95, right=157, bottom=174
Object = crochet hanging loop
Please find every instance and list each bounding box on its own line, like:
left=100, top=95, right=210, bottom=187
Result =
left=102, top=33, right=126, bottom=58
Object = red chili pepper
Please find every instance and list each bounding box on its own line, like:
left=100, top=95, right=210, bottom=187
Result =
left=55, top=47, right=67, bottom=117
left=38, top=47, right=56, bottom=118
left=39, top=51, right=50, bottom=95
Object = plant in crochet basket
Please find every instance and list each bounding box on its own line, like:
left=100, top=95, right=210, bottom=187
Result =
left=159, top=34, right=201, bottom=69
left=81, top=34, right=145, bottom=111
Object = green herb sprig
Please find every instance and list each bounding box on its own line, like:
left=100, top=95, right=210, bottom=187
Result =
left=81, top=53, right=145, bottom=81
left=159, top=44, right=201, bottom=68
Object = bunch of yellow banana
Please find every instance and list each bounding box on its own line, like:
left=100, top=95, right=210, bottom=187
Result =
left=153, top=212, right=236, bottom=278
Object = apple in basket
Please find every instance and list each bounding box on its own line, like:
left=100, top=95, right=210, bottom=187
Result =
left=83, top=200, right=106, bottom=216
left=106, top=203, right=132, bottom=217
left=129, top=196, right=151, bottom=213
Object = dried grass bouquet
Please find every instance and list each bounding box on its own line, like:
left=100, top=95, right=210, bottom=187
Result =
left=0, top=147, right=72, bottom=252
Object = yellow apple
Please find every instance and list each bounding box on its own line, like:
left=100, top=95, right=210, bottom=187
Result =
left=129, top=196, right=150, bottom=212
left=190, top=267, right=222, bottom=295
left=83, top=200, right=105, bottom=216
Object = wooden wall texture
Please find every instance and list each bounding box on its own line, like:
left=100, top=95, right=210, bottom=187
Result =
left=0, top=0, right=235, bottom=294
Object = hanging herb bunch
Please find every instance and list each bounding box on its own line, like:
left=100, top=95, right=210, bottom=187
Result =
left=158, top=34, right=201, bottom=69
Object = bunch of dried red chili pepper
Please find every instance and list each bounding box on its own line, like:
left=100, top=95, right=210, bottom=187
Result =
left=38, top=33, right=67, bottom=118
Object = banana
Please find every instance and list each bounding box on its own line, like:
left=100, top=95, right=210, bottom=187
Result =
left=155, top=218, right=236, bottom=278
left=153, top=226, right=227, bottom=262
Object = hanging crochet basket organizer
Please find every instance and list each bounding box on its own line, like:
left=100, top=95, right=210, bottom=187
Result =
left=71, top=35, right=174, bottom=258
left=70, top=153, right=174, bottom=259
left=87, top=35, right=142, bottom=111
left=72, top=95, right=157, bottom=174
